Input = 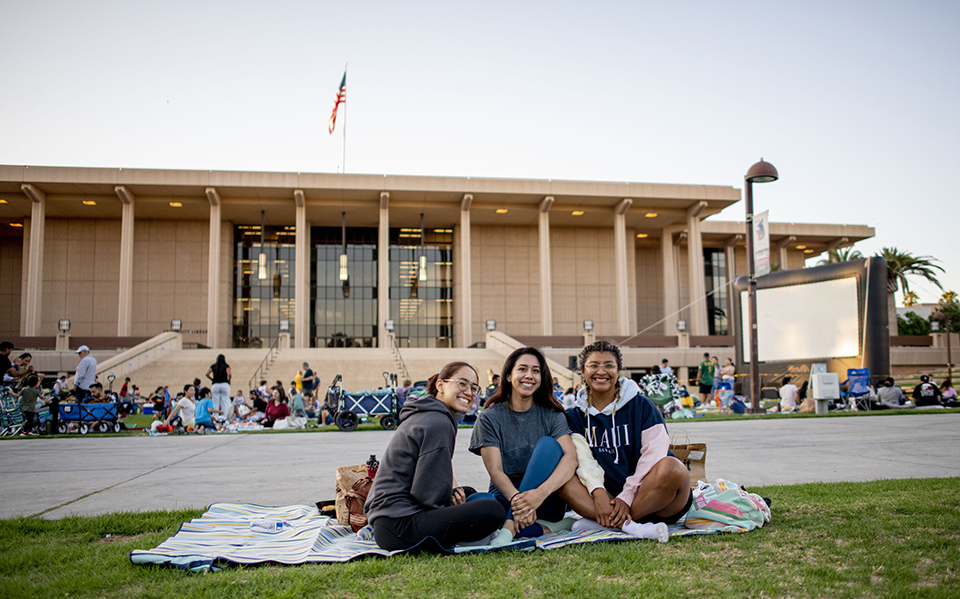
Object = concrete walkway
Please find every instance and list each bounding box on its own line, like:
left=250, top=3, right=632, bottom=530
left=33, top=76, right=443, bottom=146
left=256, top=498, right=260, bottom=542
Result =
left=1, top=414, right=957, bottom=520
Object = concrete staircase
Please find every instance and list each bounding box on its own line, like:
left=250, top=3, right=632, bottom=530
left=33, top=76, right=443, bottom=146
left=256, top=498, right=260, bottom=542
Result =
left=117, top=347, right=509, bottom=395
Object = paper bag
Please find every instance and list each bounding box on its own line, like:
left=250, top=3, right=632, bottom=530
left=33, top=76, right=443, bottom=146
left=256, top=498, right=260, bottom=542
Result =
left=670, top=430, right=707, bottom=488
left=335, top=464, right=368, bottom=526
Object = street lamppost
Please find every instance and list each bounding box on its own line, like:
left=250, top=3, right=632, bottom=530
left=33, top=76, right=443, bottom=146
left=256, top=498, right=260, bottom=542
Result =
left=932, top=310, right=953, bottom=380
left=745, top=159, right=779, bottom=413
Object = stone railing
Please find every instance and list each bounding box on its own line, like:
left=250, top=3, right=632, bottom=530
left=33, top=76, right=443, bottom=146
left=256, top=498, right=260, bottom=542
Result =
left=96, top=332, right=182, bottom=384
left=485, top=331, right=574, bottom=389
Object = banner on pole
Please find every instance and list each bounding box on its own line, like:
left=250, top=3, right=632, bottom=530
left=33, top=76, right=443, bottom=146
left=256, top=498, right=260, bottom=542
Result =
left=754, top=210, right=770, bottom=276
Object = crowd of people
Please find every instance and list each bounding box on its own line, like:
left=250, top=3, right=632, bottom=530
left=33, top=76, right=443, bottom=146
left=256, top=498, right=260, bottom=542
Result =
left=1, top=342, right=334, bottom=435
left=3, top=337, right=958, bottom=440
left=149, top=360, right=325, bottom=433
left=767, top=373, right=959, bottom=413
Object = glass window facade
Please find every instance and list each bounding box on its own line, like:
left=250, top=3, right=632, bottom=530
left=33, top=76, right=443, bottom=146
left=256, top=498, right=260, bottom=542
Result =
left=312, top=227, right=378, bottom=347
left=389, top=227, right=453, bottom=348
left=233, top=225, right=297, bottom=348
left=703, top=248, right=728, bottom=336
left=230, top=223, right=451, bottom=348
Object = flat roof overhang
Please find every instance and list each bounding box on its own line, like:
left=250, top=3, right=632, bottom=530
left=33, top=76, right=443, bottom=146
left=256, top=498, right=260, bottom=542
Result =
left=0, top=165, right=740, bottom=230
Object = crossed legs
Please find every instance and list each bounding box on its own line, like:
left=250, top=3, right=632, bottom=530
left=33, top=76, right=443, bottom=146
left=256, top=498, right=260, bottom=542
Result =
left=559, top=456, right=691, bottom=524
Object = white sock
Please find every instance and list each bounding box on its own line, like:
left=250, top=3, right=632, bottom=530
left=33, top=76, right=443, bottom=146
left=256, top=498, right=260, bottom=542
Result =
left=571, top=518, right=609, bottom=533
left=488, top=528, right=515, bottom=547
left=621, top=520, right=670, bottom=543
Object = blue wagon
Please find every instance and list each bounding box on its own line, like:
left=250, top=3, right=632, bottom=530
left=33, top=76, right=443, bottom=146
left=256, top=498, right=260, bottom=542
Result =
left=57, top=401, right=121, bottom=434
left=323, top=373, right=406, bottom=432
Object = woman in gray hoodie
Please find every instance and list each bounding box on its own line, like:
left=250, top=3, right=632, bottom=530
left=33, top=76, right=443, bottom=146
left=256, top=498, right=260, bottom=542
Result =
left=365, top=361, right=506, bottom=552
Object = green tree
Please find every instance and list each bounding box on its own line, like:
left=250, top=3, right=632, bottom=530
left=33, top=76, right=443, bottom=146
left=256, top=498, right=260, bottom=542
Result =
left=931, top=295, right=960, bottom=333
left=898, top=312, right=931, bottom=336
left=878, top=247, right=944, bottom=335
left=818, top=246, right=864, bottom=265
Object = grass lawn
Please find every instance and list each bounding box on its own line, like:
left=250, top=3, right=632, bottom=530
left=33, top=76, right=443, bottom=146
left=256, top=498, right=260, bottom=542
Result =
left=1, top=477, right=957, bottom=599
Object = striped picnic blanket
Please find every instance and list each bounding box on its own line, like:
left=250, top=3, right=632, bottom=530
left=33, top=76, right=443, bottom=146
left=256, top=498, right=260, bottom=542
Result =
left=129, top=503, right=719, bottom=572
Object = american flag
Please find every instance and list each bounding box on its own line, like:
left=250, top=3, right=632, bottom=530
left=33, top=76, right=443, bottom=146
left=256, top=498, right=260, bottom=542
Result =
left=328, top=72, right=346, bottom=134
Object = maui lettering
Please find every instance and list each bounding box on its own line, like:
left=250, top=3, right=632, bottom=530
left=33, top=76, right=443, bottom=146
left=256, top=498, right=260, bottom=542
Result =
left=584, top=424, right=631, bottom=454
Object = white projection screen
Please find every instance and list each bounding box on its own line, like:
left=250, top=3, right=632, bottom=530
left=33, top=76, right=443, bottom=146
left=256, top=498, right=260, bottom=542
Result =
left=741, top=277, right=860, bottom=362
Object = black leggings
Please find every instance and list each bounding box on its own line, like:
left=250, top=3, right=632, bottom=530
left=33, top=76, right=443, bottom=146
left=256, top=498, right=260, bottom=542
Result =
left=638, top=489, right=694, bottom=525
left=371, top=499, right=505, bottom=553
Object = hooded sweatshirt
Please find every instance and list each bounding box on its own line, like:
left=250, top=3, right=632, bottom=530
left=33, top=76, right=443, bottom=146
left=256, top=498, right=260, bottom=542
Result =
left=364, top=394, right=458, bottom=523
left=566, top=377, right=671, bottom=506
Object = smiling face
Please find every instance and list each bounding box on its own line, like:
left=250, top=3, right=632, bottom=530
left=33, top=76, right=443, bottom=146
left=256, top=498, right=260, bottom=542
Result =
left=582, top=351, right=621, bottom=395
left=436, top=366, right=479, bottom=414
left=508, top=354, right=542, bottom=400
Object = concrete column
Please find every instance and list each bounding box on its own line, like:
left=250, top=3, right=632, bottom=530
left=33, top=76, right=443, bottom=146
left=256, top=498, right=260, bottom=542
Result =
left=686, top=201, right=708, bottom=336
left=21, top=184, right=45, bottom=336
left=115, top=186, right=136, bottom=337
left=538, top=196, right=554, bottom=336
left=294, top=189, right=310, bottom=348
left=614, top=199, right=633, bottom=335
left=377, top=192, right=390, bottom=347
left=204, top=188, right=222, bottom=347
left=775, top=236, right=796, bottom=271
left=725, top=235, right=742, bottom=336
left=458, top=194, right=473, bottom=347
left=661, top=228, right=681, bottom=336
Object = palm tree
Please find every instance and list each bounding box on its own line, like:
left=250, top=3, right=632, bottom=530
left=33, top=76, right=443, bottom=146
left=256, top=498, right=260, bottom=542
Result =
left=818, top=246, right=864, bottom=265
left=878, top=247, right=944, bottom=335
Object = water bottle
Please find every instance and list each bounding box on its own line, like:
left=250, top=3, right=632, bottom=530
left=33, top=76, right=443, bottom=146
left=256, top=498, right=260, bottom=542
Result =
left=250, top=518, right=292, bottom=533
left=366, top=454, right=379, bottom=478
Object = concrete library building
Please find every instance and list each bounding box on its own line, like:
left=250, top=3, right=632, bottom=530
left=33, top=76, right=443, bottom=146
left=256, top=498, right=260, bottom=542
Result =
left=0, top=165, right=874, bottom=356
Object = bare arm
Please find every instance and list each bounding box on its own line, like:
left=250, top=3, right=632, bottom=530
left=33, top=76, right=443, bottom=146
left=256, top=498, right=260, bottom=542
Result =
left=205, top=367, right=214, bottom=381
left=226, top=366, right=232, bottom=384
left=164, top=404, right=181, bottom=425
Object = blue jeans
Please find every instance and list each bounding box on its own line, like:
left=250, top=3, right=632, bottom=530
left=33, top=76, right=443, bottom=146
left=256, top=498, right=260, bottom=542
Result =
left=484, top=436, right=567, bottom=537
left=212, top=382, right=231, bottom=417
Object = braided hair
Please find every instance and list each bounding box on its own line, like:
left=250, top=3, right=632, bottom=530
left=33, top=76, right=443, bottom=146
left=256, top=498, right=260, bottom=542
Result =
left=578, top=339, right=626, bottom=464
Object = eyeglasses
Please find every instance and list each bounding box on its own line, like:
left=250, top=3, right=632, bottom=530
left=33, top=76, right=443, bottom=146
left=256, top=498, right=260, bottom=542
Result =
left=584, top=362, right=619, bottom=372
left=441, top=378, right=482, bottom=397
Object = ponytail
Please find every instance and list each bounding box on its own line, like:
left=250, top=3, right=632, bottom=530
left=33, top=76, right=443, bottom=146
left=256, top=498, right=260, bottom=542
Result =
left=427, top=361, right=477, bottom=397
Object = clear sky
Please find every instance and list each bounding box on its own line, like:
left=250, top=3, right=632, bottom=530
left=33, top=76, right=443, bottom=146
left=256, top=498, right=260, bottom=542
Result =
left=2, top=0, right=957, bottom=305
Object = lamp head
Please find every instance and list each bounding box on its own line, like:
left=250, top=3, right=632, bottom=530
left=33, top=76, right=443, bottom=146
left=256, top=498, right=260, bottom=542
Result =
left=746, top=159, right=779, bottom=183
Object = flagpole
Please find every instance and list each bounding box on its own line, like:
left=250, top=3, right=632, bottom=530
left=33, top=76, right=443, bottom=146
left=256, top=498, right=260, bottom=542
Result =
left=342, top=62, right=347, bottom=174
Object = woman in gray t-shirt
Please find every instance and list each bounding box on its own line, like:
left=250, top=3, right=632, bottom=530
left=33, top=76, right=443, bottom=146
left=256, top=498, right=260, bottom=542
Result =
left=468, top=347, right=576, bottom=545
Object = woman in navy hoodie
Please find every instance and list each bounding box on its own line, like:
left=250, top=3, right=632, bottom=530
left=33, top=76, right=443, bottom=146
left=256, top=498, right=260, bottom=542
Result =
left=561, top=340, right=689, bottom=541
left=365, top=361, right=505, bottom=552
